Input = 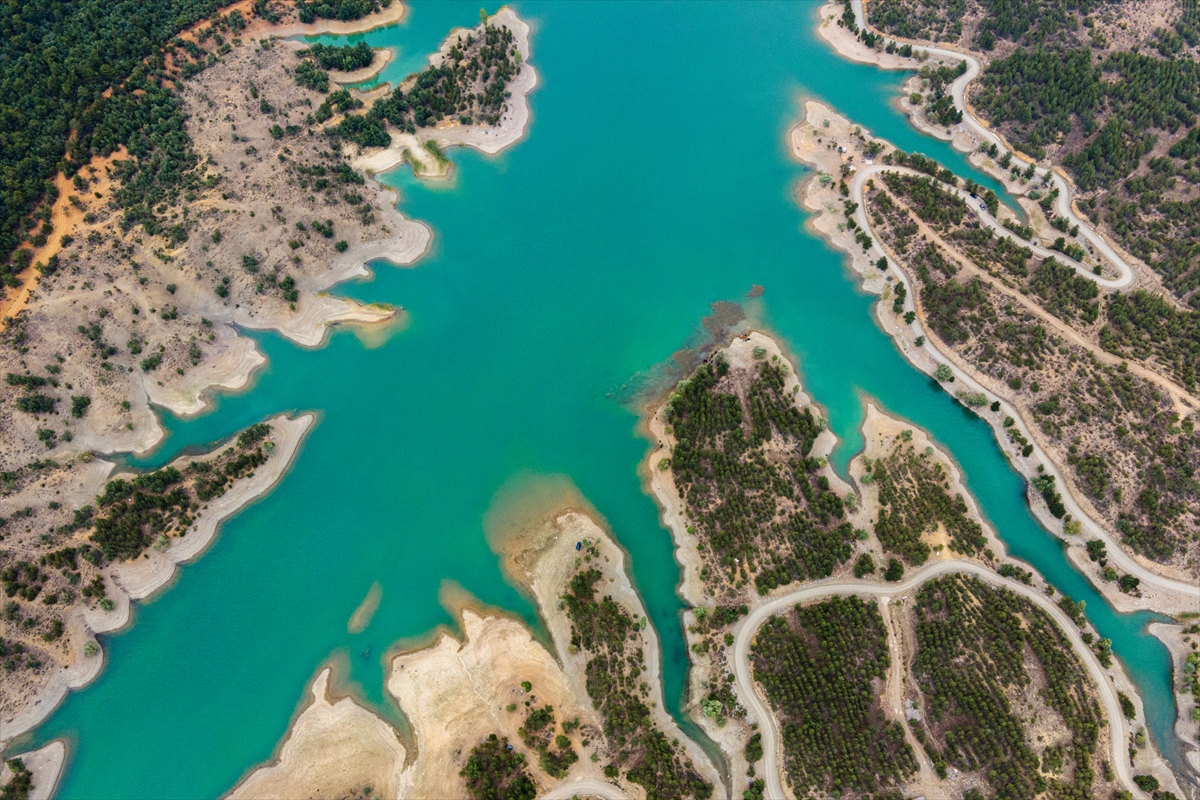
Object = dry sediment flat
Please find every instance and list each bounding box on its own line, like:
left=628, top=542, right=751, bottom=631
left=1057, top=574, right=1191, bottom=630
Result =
left=228, top=668, right=408, bottom=800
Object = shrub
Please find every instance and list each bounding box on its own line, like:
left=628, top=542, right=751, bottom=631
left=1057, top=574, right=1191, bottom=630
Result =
left=71, top=395, right=91, bottom=418
left=884, top=558, right=904, bottom=581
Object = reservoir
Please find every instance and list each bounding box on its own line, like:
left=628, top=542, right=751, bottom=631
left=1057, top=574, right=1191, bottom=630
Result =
left=29, top=2, right=1178, bottom=795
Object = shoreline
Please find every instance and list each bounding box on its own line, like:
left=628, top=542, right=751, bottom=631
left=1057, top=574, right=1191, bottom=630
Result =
left=385, top=603, right=608, bottom=797
left=0, top=0, right=519, bottom=750
left=788, top=99, right=1190, bottom=790
left=508, top=509, right=726, bottom=799
left=247, top=0, right=408, bottom=40
left=789, top=98, right=1198, bottom=609
left=1148, top=622, right=1200, bottom=781
left=328, top=47, right=395, bottom=86
left=0, top=413, right=316, bottom=747
left=639, top=331, right=1178, bottom=798
left=639, top=331, right=872, bottom=799
left=820, top=1, right=1159, bottom=294
left=729, top=558, right=1171, bottom=798
left=0, top=739, right=65, bottom=800
left=231, top=510, right=679, bottom=799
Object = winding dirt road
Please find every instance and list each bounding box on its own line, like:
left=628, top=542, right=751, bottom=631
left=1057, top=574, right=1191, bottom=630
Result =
left=730, top=560, right=1147, bottom=800
left=842, top=162, right=1200, bottom=605
left=850, top=163, right=1127, bottom=287
left=847, top=0, right=1135, bottom=289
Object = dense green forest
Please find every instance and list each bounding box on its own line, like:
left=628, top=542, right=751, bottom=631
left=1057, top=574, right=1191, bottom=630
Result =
left=666, top=356, right=855, bottom=595
left=297, top=0, right=387, bottom=24
left=460, top=734, right=536, bottom=800
left=86, top=423, right=271, bottom=561
left=305, top=41, right=376, bottom=72
left=910, top=574, right=1103, bottom=799
left=868, top=186, right=1197, bottom=565
left=751, top=596, right=918, bottom=796
left=562, top=567, right=712, bottom=799
left=0, top=0, right=234, bottom=286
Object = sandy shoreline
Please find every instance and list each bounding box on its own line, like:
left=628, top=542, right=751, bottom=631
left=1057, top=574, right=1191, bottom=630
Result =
left=328, top=47, right=395, bottom=86
left=1149, top=622, right=1200, bottom=780
left=228, top=667, right=408, bottom=800
left=249, top=0, right=408, bottom=40
left=0, top=740, right=65, bottom=800
left=0, top=413, right=316, bottom=746
left=386, top=605, right=606, bottom=797
left=232, top=508, right=715, bottom=800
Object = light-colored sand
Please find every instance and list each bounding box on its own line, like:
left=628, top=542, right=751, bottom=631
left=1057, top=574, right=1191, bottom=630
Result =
left=497, top=509, right=726, bottom=799
left=819, top=1, right=1157, bottom=292
left=328, top=47, right=394, bottom=86
left=352, top=7, right=537, bottom=178
left=112, top=413, right=316, bottom=600
left=228, top=668, right=408, bottom=800
left=0, top=740, right=65, bottom=800
left=387, top=607, right=607, bottom=798
left=243, top=0, right=408, bottom=40
left=815, top=3, right=929, bottom=69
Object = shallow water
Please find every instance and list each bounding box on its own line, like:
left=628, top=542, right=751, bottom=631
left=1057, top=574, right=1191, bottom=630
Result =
left=29, top=3, right=1179, bottom=795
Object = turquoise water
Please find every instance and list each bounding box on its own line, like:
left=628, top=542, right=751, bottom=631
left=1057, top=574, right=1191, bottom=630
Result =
left=26, top=3, right=1180, bottom=796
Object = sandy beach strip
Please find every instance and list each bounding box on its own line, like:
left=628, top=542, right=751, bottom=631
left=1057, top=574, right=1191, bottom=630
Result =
left=1148, top=622, right=1200, bottom=778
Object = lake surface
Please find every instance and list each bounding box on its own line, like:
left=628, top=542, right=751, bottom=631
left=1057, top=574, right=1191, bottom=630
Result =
left=28, top=2, right=1179, bottom=795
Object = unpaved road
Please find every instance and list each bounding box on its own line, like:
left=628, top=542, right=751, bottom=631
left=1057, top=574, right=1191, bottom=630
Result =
left=847, top=0, right=1135, bottom=290
left=539, top=778, right=632, bottom=799
left=730, top=560, right=1147, bottom=799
